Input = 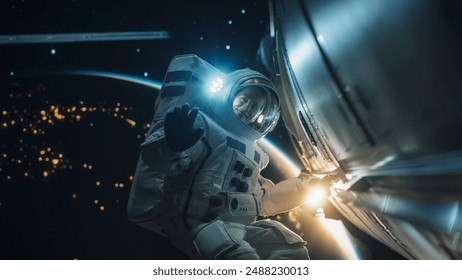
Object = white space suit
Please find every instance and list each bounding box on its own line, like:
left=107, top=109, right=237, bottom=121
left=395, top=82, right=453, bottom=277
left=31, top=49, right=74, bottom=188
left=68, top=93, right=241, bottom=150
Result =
left=127, top=54, right=320, bottom=259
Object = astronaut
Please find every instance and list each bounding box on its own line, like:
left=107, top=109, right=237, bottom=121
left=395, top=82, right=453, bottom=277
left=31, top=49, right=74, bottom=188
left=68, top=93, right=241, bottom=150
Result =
left=127, top=54, right=325, bottom=259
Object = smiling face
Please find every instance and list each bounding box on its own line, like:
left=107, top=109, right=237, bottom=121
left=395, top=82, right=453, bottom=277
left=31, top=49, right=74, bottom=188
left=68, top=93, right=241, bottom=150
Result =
left=232, top=87, right=266, bottom=124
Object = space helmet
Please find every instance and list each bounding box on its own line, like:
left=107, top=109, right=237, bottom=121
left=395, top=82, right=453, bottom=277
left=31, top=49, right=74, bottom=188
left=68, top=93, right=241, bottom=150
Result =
left=206, top=68, right=280, bottom=141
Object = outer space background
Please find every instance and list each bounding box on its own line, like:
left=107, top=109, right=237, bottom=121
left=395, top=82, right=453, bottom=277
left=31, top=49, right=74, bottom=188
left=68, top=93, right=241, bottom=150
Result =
left=0, top=0, right=402, bottom=260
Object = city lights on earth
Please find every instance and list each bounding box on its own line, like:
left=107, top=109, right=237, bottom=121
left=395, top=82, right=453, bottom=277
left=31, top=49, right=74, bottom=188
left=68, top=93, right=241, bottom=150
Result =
left=0, top=83, right=148, bottom=214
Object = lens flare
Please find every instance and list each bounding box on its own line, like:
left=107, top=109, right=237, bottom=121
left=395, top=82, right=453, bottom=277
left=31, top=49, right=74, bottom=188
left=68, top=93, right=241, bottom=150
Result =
left=304, top=186, right=327, bottom=208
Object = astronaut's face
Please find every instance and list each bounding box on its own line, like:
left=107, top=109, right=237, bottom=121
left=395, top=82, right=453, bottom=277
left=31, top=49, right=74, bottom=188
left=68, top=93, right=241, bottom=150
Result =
left=232, top=88, right=266, bottom=124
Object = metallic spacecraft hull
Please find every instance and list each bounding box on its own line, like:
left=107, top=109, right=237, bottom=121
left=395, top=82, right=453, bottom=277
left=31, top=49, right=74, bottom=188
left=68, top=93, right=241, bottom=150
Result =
left=265, top=0, right=462, bottom=259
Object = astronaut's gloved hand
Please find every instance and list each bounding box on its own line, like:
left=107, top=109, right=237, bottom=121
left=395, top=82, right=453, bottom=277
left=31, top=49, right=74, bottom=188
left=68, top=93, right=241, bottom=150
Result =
left=164, top=104, right=204, bottom=152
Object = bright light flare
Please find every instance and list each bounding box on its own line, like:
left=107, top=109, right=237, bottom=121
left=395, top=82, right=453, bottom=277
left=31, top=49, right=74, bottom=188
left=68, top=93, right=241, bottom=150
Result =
left=305, top=186, right=328, bottom=208
left=209, top=77, right=224, bottom=93
left=257, top=115, right=264, bottom=123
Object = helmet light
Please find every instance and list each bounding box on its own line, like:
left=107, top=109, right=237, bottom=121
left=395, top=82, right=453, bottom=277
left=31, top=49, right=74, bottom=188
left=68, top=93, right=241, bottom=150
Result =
left=305, top=186, right=328, bottom=209
left=209, top=77, right=224, bottom=93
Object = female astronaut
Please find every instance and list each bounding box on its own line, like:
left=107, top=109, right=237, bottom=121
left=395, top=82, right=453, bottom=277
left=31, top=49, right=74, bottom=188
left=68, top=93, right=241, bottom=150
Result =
left=127, top=54, right=323, bottom=259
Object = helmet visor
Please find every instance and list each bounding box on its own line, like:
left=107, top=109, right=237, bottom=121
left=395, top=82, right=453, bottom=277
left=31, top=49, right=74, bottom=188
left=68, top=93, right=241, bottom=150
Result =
left=231, top=78, right=280, bottom=135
